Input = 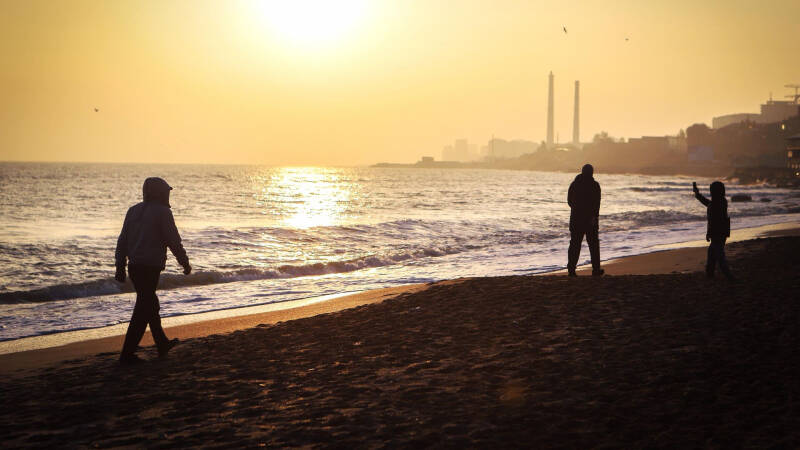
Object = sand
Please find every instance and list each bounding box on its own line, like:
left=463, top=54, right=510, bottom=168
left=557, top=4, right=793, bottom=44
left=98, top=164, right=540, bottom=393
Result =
left=1, top=231, right=800, bottom=446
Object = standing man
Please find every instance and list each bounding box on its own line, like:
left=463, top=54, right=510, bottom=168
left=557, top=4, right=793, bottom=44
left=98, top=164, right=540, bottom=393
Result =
left=115, top=177, right=192, bottom=364
left=567, top=164, right=604, bottom=277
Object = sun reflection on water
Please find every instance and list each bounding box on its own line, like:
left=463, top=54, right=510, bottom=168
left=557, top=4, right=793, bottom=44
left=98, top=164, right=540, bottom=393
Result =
left=266, top=167, right=352, bottom=229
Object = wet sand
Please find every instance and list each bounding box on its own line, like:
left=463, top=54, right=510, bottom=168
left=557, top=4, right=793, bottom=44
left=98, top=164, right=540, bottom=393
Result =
left=1, top=233, right=800, bottom=447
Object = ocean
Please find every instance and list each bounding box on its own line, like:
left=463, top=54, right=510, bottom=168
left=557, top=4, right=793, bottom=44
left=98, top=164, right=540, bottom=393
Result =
left=1, top=162, right=799, bottom=341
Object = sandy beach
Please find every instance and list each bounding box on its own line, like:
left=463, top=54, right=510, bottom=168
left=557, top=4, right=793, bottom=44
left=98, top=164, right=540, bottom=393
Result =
left=5, top=1, right=800, bottom=447
left=2, top=230, right=800, bottom=447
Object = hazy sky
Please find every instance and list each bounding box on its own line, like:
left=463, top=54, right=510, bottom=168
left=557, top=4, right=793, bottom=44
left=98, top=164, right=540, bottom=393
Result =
left=1, top=0, right=799, bottom=165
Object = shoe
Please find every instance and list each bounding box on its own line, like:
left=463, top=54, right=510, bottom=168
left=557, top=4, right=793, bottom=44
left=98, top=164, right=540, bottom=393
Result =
left=592, top=268, right=605, bottom=277
left=568, top=269, right=577, bottom=277
left=158, top=338, right=179, bottom=358
left=120, top=354, right=144, bottom=365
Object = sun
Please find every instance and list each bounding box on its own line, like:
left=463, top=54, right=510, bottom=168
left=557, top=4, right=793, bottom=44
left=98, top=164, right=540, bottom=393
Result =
left=256, top=0, right=370, bottom=48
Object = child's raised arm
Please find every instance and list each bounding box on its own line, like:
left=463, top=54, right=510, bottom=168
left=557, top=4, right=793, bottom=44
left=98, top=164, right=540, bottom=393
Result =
left=693, top=182, right=710, bottom=206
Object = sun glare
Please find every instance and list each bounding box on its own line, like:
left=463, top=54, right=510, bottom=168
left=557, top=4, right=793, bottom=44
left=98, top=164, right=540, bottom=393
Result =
left=265, top=167, right=351, bottom=229
left=256, top=0, right=369, bottom=48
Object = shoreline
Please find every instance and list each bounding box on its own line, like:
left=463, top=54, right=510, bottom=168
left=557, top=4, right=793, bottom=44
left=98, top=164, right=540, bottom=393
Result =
left=3, top=233, right=799, bottom=446
left=569, top=220, right=800, bottom=275
left=1, top=220, right=798, bottom=375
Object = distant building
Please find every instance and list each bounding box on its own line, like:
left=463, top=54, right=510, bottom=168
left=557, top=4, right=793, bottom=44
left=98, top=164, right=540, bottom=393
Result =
left=687, top=114, right=800, bottom=168
left=712, top=113, right=760, bottom=129
left=760, top=100, right=799, bottom=124
left=788, top=134, right=800, bottom=171
left=442, top=139, right=474, bottom=162
left=625, top=135, right=687, bottom=154
left=628, top=136, right=668, bottom=148
left=441, top=145, right=454, bottom=160
left=686, top=123, right=715, bottom=164
left=484, top=138, right=537, bottom=159
left=420, top=156, right=434, bottom=163
left=688, top=146, right=714, bottom=162
left=712, top=95, right=799, bottom=129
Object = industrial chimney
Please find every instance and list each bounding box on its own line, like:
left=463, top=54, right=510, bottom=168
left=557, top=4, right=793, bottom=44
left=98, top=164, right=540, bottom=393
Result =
left=547, top=72, right=554, bottom=148
left=572, top=80, right=580, bottom=144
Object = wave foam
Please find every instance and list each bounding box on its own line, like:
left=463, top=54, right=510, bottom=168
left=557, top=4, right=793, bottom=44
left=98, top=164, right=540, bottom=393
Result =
left=0, top=245, right=464, bottom=304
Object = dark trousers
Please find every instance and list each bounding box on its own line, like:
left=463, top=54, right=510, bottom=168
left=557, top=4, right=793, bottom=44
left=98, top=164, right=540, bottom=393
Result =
left=568, top=220, right=600, bottom=271
left=121, top=264, right=168, bottom=357
left=707, top=237, right=732, bottom=278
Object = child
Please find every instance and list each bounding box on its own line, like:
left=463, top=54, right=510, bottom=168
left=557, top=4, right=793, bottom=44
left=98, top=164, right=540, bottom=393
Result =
left=692, top=181, right=733, bottom=280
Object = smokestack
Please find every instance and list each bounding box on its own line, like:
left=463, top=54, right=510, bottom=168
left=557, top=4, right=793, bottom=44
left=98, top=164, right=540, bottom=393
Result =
left=572, top=80, right=580, bottom=144
left=547, top=72, right=554, bottom=148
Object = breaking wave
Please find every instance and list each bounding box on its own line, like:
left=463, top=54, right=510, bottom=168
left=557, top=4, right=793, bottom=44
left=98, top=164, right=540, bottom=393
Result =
left=0, top=245, right=465, bottom=304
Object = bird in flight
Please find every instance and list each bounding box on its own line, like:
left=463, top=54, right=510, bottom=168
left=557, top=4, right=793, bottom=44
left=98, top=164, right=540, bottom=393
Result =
left=563, top=26, right=567, bottom=34
left=94, top=108, right=99, bottom=112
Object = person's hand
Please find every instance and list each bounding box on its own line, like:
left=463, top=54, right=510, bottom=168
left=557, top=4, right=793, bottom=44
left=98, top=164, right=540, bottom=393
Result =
left=692, top=181, right=699, bottom=194
left=115, top=266, right=126, bottom=283
left=183, top=263, right=192, bottom=275
left=706, top=235, right=711, bottom=242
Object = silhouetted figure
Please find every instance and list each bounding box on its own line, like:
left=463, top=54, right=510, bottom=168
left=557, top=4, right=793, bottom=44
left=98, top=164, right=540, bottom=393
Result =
left=567, top=164, right=604, bottom=276
left=693, top=181, right=733, bottom=280
left=115, top=177, right=192, bottom=364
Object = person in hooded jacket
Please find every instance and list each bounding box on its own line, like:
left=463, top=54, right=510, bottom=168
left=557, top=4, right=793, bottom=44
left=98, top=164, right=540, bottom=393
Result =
left=115, top=177, right=192, bottom=364
left=567, top=164, right=604, bottom=277
left=693, top=181, right=733, bottom=280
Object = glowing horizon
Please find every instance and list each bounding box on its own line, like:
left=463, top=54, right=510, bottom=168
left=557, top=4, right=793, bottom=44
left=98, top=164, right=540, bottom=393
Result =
left=1, top=0, right=799, bottom=165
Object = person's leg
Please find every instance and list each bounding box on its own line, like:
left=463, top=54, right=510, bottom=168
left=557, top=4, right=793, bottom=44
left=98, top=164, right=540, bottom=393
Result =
left=706, top=243, right=717, bottom=278
left=711, top=237, right=733, bottom=279
left=142, top=267, right=169, bottom=349
left=567, top=227, right=585, bottom=274
left=120, top=265, right=153, bottom=359
left=586, top=222, right=601, bottom=271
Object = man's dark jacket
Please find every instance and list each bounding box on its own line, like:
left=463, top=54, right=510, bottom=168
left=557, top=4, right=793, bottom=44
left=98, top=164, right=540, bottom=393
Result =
left=115, top=179, right=189, bottom=271
left=567, top=173, right=601, bottom=228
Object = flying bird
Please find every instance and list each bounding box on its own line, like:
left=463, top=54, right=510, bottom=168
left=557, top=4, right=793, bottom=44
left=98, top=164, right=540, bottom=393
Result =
left=625, top=37, right=629, bottom=41
left=563, top=26, right=567, bottom=34
left=94, top=108, right=99, bottom=112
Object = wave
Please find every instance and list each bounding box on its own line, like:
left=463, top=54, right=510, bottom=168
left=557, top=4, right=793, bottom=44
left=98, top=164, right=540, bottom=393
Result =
left=601, top=210, right=703, bottom=229
left=5, top=207, right=797, bottom=304
left=627, top=186, right=690, bottom=192
left=601, top=206, right=799, bottom=232
left=0, top=245, right=464, bottom=304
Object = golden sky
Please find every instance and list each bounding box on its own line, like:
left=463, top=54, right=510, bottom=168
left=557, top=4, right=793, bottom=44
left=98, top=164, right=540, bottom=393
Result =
left=1, top=0, right=798, bottom=165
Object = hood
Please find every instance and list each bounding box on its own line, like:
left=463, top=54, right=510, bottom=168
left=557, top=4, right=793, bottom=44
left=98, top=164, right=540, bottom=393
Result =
left=710, top=181, right=725, bottom=200
left=575, top=164, right=595, bottom=183
left=142, top=177, right=172, bottom=207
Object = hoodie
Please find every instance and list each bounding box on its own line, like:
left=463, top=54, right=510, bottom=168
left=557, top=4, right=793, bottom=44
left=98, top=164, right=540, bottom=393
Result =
left=695, top=181, right=730, bottom=239
left=115, top=178, right=189, bottom=270
left=567, top=173, right=601, bottom=226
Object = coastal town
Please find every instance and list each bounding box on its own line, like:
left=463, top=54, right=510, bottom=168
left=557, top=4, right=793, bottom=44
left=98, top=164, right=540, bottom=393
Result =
left=376, top=79, right=800, bottom=186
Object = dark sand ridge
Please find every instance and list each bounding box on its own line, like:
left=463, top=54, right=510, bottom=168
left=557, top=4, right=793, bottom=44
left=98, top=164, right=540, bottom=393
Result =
left=1, top=234, right=799, bottom=447
left=1, top=221, right=798, bottom=375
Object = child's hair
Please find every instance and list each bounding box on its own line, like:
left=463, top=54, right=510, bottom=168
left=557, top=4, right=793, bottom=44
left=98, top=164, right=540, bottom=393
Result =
left=710, top=181, right=725, bottom=201
left=710, top=181, right=729, bottom=221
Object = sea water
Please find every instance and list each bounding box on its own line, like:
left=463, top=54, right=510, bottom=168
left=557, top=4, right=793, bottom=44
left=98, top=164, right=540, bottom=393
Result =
left=1, top=162, right=799, bottom=341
